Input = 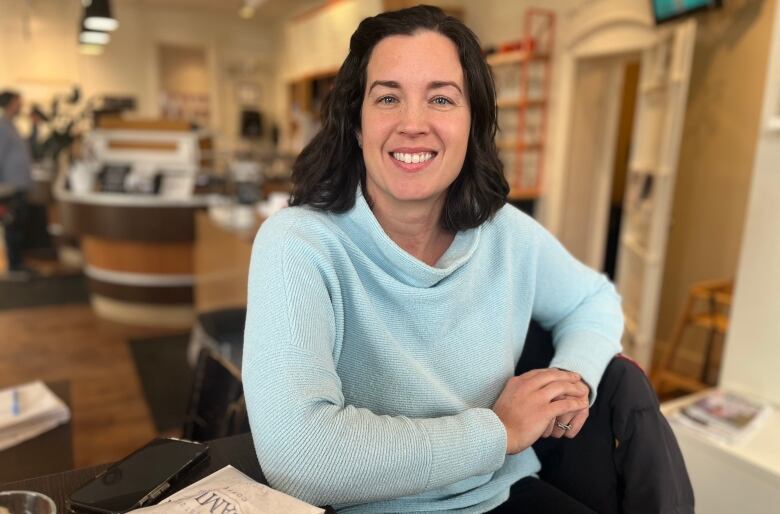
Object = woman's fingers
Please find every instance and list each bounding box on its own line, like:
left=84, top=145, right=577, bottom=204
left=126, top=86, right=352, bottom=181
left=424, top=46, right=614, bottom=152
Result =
left=550, top=411, right=576, bottom=439
left=541, top=380, right=589, bottom=401
left=524, top=368, right=581, bottom=390
left=542, top=417, right=556, bottom=438
left=563, top=407, right=589, bottom=438
left=547, top=396, right=589, bottom=420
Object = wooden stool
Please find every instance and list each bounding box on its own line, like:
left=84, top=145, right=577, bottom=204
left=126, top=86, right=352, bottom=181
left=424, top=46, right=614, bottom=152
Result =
left=652, top=279, right=733, bottom=394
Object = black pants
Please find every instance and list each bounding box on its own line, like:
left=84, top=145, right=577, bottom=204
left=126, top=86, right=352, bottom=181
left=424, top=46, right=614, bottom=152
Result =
left=1, top=192, right=28, bottom=271
left=489, top=322, right=695, bottom=514
left=487, top=476, right=597, bottom=513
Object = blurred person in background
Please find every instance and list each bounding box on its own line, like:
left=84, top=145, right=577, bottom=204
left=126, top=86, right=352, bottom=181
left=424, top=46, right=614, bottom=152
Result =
left=0, top=89, right=33, bottom=276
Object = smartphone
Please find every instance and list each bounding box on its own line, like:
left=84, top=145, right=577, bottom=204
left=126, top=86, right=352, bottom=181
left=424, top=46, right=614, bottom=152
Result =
left=68, top=438, right=209, bottom=514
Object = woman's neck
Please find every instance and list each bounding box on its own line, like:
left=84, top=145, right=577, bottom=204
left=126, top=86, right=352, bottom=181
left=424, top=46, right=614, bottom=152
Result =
left=370, top=194, right=455, bottom=267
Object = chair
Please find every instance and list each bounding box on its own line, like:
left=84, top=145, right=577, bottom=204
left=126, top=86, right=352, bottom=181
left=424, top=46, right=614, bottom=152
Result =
left=187, top=307, right=246, bottom=367
left=182, top=346, right=250, bottom=441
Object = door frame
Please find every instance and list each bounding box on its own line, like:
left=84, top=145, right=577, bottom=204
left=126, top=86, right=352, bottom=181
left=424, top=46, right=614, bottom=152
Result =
left=545, top=9, right=658, bottom=233
left=558, top=54, right=630, bottom=270
left=543, top=7, right=696, bottom=368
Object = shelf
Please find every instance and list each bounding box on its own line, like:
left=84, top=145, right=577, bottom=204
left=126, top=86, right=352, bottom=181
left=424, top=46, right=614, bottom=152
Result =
left=486, top=50, right=550, bottom=66
left=496, top=98, right=546, bottom=109
left=690, top=313, right=729, bottom=333
left=508, top=187, right=541, bottom=201
left=496, top=140, right=543, bottom=151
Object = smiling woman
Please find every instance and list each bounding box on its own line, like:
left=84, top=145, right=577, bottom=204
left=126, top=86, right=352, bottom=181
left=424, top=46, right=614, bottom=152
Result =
left=242, top=5, right=630, bottom=514
left=358, top=31, right=471, bottom=265
left=289, top=5, right=507, bottom=234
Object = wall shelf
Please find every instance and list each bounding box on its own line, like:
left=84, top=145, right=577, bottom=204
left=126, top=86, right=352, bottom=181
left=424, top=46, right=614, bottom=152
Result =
left=487, top=8, right=555, bottom=204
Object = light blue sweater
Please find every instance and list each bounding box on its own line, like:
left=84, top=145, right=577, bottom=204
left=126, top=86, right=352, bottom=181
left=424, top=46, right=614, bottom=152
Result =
left=243, top=190, right=623, bottom=513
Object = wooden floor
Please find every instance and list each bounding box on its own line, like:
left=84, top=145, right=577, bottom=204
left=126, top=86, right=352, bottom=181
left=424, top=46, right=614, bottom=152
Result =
left=0, top=303, right=179, bottom=468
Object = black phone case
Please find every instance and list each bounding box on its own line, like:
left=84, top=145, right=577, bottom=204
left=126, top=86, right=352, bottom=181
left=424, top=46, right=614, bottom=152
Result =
left=68, top=438, right=209, bottom=514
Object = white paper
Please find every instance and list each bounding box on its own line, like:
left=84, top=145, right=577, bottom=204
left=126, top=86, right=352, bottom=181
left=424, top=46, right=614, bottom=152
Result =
left=132, top=466, right=323, bottom=514
left=0, top=381, right=71, bottom=451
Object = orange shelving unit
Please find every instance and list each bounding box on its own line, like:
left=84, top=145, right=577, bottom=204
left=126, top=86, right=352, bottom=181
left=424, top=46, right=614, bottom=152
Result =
left=487, top=8, right=555, bottom=202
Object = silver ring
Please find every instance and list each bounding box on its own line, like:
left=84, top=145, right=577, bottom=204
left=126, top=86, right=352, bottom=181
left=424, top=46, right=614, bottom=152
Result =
left=555, top=421, right=572, bottom=431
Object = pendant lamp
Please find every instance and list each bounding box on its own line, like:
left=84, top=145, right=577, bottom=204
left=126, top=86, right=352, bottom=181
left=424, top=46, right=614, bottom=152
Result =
left=79, top=15, right=110, bottom=46
left=83, top=0, right=119, bottom=32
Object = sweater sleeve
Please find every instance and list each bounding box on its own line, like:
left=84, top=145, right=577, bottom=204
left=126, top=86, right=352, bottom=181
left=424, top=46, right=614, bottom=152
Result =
left=242, top=215, right=507, bottom=507
left=529, top=220, right=624, bottom=403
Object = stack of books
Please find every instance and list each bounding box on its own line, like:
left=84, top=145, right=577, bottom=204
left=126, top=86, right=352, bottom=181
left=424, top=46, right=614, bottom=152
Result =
left=0, top=381, right=71, bottom=451
left=674, top=389, right=772, bottom=445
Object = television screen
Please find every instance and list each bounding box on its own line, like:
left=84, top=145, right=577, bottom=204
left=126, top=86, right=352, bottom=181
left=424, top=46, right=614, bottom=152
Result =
left=652, top=0, right=723, bottom=24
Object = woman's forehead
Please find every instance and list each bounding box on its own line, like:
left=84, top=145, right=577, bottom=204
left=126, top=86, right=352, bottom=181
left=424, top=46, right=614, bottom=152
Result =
left=366, top=31, right=464, bottom=88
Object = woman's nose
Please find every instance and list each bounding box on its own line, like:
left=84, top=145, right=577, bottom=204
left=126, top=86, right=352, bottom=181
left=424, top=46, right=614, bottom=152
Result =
left=397, top=102, right=430, bottom=136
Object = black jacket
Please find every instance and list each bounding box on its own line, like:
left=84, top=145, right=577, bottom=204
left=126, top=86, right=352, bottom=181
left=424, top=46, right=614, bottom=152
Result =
left=517, top=321, right=695, bottom=514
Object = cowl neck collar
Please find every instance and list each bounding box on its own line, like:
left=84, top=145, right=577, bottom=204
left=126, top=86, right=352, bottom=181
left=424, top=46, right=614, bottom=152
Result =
left=335, top=188, right=481, bottom=288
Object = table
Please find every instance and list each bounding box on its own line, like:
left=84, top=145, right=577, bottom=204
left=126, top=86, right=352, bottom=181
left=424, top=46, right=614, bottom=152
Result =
left=0, top=433, right=337, bottom=513
left=662, top=391, right=780, bottom=514
left=0, top=381, right=74, bottom=484
left=193, top=211, right=258, bottom=314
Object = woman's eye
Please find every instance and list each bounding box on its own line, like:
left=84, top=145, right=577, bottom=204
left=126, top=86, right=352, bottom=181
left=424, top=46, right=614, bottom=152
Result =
left=377, top=96, right=397, bottom=105
left=431, top=96, right=453, bottom=106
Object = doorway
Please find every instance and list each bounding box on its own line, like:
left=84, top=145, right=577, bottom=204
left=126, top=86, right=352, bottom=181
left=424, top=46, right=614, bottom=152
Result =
left=558, top=55, right=640, bottom=275
left=603, top=60, right=640, bottom=279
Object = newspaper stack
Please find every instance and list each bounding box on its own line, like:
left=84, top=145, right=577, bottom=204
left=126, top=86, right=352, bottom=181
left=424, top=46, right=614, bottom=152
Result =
left=674, top=389, right=772, bottom=444
left=0, top=381, right=71, bottom=451
left=132, top=466, right=323, bottom=514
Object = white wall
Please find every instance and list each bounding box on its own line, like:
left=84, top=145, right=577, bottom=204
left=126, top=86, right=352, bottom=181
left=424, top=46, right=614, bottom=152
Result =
left=272, top=0, right=382, bottom=150
left=721, top=0, right=780, bottom=405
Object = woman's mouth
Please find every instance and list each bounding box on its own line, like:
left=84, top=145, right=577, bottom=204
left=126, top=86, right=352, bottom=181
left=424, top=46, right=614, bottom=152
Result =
left=388, top=151, right=438, bottom=172
left=390, top=151, right=436, bottom=164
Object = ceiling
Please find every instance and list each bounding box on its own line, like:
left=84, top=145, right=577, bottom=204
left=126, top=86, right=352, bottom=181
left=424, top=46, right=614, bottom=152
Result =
left=131, top=0, right=324, bottom=21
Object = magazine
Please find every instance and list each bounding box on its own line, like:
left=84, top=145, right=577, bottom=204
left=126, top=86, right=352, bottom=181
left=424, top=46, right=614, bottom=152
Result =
left=132, top=465, right=324, bottom=514
left=674, top=389, right=772, bottom=444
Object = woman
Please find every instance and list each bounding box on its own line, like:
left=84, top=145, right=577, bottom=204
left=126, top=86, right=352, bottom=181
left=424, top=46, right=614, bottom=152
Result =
left=244, top=6, right=626, bottom=513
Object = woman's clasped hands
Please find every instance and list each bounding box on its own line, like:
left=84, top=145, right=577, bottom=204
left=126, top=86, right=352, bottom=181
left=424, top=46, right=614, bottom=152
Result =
left=492, top=368, right=590, bottom=454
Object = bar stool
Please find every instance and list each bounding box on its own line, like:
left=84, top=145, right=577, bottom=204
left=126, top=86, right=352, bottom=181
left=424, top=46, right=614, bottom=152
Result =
left=652, top=279, right=733, bottom=395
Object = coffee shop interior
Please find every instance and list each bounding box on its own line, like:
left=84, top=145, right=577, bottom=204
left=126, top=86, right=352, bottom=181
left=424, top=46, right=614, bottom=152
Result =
left=1, top=0, right=780, bottom=511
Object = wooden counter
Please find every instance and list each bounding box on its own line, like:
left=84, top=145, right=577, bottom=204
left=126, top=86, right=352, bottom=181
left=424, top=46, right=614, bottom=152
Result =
left=58, top=190, right=210, bottom=328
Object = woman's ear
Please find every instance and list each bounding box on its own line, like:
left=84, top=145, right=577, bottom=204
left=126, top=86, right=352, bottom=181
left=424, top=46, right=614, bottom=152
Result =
left=356, top=131, right=363, bottom=148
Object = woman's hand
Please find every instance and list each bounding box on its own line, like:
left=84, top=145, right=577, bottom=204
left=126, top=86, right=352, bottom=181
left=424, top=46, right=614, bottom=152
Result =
left=492, top=368, right=590, bottom=454
left=543, top=378, right=590, bottom=439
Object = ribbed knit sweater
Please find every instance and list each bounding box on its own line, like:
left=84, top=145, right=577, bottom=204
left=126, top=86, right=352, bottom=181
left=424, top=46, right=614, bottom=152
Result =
left=242, top=190, right=623, bottom=513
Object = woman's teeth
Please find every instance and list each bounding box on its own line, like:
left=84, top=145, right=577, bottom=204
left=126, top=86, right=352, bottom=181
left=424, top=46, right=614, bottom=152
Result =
left=391, top=152, right=435, bottom=164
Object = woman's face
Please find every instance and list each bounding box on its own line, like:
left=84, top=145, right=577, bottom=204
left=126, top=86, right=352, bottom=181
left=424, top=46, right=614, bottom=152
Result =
left=359, top=30, right=470, bottom=217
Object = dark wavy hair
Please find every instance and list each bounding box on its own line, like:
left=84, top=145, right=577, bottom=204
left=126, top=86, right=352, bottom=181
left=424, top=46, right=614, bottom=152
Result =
left=289, top=5, right=508, bottom=231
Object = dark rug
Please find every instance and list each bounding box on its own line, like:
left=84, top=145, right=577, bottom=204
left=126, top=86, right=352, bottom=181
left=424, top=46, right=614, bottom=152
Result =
left=0, top=273, right=90, bottom=310
left=129, top=333, right=194, bottom=433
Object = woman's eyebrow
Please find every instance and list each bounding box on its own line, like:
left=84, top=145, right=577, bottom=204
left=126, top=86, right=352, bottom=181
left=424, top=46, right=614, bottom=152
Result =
left=429, top=81, right=463, bottom=95
left=368, top=80, right=463, bottom=95
left=368, top=80, right=400, bottom=93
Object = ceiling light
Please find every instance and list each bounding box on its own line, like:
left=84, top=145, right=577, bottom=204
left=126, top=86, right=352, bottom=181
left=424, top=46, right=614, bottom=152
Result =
left=83, top=0, right=119, bottom=32
left=79, top=30, right=110, bottom=45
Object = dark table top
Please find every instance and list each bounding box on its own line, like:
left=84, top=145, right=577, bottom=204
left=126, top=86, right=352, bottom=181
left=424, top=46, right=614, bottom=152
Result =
left=1, top=433, right=337, bottom=513
left=0, top=380, right=74, bottom=484
left=0, top=434, right=264, bottom=509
